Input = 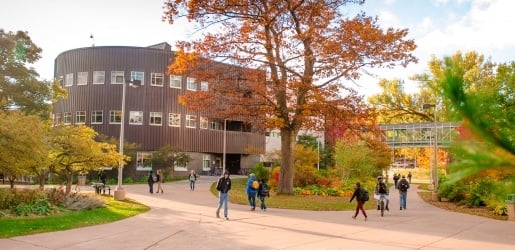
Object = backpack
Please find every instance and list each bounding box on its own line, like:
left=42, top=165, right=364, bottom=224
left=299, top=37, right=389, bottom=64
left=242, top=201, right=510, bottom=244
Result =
left=251, top=180, right=259, bottom=190
left=399, top=180, right=409, bottom=192
left=152, top=173, right=158, bottom=182
left=260, top=183, right=270, bottom=196
left=359, top=188, right=369, bottom=202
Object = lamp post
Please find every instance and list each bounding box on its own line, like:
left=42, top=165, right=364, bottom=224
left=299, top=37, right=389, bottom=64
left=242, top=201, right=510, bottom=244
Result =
left=222, top=119, right=227, bottom=175
left=114, top=79, right=141, bottom=201
left=423, top=103, right=438, bottom=201
left=317, top=139, right=320, bottom=171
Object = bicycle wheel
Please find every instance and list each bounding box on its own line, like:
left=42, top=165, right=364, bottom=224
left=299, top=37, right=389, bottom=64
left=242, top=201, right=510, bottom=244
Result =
left=380, top=200, right=385, bottom=217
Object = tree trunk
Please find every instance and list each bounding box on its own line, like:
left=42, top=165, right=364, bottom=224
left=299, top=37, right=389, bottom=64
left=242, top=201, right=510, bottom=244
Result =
left=38, top=174, right=45, bottom=190
left=277, top=129, right=296, bottom=194
left=65, top=173, right=73, bottom=195
left=8, top=176, right=15, bottom=189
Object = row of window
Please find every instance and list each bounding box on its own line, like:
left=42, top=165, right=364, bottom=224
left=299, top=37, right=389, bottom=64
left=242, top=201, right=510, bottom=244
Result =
left=53, top=111, right=224, bottom=129
left=59, top=71, right=209, bottom=91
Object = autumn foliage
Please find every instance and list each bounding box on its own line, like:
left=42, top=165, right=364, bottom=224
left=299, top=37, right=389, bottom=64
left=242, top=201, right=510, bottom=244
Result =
left=163, top=0, right=417, bottom=194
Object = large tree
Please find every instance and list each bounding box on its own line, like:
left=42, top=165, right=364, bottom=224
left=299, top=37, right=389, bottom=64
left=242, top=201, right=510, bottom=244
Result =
left=0, top=111, right=50, bottom=189
left=0, top=29, right=56, bottom=117
left=49, top=126, right=120, bottom=194
left=163, top=0, right=417, bottom=194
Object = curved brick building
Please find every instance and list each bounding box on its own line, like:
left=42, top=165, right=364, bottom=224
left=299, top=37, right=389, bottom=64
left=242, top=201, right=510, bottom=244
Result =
left=52, top=43, right=264, bottom=179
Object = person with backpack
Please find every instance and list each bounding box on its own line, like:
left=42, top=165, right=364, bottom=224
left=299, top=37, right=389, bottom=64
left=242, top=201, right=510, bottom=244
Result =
left=246, top=173, right=259, bottom=211
left=375, top=176, right=390, bottom=211
left=257, top=179, right=270, bottom=211
left=349, top=182, right=368, bottom=221
left=398, top=175, right=410, bottom=210
left=216, top=170, right=232, bottom=220
left=188, top=169, right=197, bottom=191
left=393, top=173, right=400, bottom=189
left=147, top=170, right=155, bottom=194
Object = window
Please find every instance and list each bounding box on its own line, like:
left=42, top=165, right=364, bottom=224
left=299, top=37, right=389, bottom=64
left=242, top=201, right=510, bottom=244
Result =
left=200, top=81, right=209, bottom=91
left=58, top=76, right=64, bottom=87
left=149, top=112, right=162, bottom=126
left=151, top=73, right=164, bottom=86
left=129, top=111, right=143, bottom=125
left=77, top=72, right=88, bottom=85
left=93, top=71, right=105, bottom=84
left=186, top=115, right=196, bottom=128
left=76, top=111, right=86, bottom=124
left=63, top=112, right=72, bottom=125
left=110, top=110, right=122, bottom=124
left=65, top=73, right=73, bottom=87
left=200, top=116, right=208, bottom=129
left=210, top=120, right=222, bottom=130
left=91, top=110, right=103, bottom=124
left=136, top=152, right=153, bottom=171
left=131, top=71, right=144, bottom=85
left=187, top=77, right=197, bottom=91
left=54, top=113, right=62, bottom=125
left=111, top=71, right=125, bottom=84
left=168, top=113, right=180, bottom=127
left=170, top=75, right=182, bottom=89
left=202, top=155, right=211, bottom=171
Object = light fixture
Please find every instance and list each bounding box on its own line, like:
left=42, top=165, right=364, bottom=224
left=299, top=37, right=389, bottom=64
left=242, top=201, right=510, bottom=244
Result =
left=114, top=79, right=141, bottom=200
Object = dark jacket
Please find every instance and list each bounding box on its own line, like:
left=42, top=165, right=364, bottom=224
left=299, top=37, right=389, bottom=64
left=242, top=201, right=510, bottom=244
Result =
left=349, top=187, right=365, bottom=202
left=216, top=176, right=232, bottom=193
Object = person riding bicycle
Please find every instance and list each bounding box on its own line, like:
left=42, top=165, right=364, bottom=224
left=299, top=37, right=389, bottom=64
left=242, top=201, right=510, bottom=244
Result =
left=375, top=176, right=389, bottom=211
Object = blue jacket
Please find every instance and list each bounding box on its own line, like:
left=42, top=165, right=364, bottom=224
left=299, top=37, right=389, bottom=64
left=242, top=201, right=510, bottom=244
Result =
left=246, top=176, right=258, bottom=195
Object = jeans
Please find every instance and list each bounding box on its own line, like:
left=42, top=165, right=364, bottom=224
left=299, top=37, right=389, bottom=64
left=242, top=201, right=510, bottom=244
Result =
left=216, top=192, right=229, bottom=217
left=399, top=191, right=407, bottom=209
left=248, top=193, right=256, bottom=209
left=189, top=180, right=195, bottom=190
left=259, top=196, right=267, bottom=210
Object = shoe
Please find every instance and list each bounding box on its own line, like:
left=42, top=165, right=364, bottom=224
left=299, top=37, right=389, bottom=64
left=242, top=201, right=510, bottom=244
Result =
left=216, top=213, right=220, bottom=218
left=386, top=206, right=389, bottom=211
left=400, top=207, right=402, bottom=210
left=251, top=207, right=255, bottom=211
left=352, top=216, right=356, bottom=219
left=225, top=217, right=229, bottom=220
left=377, top=205, right=380, bottom=210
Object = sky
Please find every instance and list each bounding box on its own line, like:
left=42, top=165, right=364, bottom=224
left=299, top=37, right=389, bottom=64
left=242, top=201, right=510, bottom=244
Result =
left=1, top=0, right=514, bottom=97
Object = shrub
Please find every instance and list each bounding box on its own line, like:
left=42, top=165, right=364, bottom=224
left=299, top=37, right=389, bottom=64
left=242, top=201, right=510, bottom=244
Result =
left=64, top=193, right=105, bottom=211
left=467, top=178, right=496, bottom=207
left=0, top=189, right=14, bottom=209
left=438, top=182, right=467, bottom=202
left=249, top=163, right=270, bottom=182
left=123, top=177, right=134, bottom=184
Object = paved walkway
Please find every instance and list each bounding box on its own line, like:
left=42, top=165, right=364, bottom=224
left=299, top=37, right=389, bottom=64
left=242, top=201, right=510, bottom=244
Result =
left=1, top=176, right=514, bottom=249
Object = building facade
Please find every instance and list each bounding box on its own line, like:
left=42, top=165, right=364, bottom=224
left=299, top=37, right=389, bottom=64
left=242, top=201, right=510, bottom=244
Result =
left=52, top=43, right=265, bottom=179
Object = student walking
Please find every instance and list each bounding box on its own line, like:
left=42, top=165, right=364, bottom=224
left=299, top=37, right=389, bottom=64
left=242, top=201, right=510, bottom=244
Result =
left=398, top=175, right=410, bottom=210
left=246, top=173, right=259, bottom=211
left=216, top=170, right=232, bottom=220
left=188, top=169, right=197, bottom=191
left=257, top=179, right=270, bottom=211
left=349, top=182, right=368, bottom=221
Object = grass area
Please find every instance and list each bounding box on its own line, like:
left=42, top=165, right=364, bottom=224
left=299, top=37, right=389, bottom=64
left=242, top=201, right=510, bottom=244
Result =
left=0, top=196, right=149, bottom=238
left=210, top=178, right=375, bottom=211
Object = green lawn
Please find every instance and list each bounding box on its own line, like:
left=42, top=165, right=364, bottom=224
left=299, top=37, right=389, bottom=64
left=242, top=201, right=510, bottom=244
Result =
left=0, top=196, right=149, bottom=238
left=211, top=178, right=375, bottom=211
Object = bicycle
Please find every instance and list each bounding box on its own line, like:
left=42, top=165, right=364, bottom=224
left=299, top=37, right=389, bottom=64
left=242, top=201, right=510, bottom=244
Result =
left=378, top=193, right=388, bottom=217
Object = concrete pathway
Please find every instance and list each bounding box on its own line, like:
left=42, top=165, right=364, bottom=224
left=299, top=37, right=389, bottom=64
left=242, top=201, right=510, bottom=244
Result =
left=1, top=176, right=514, bottom=249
